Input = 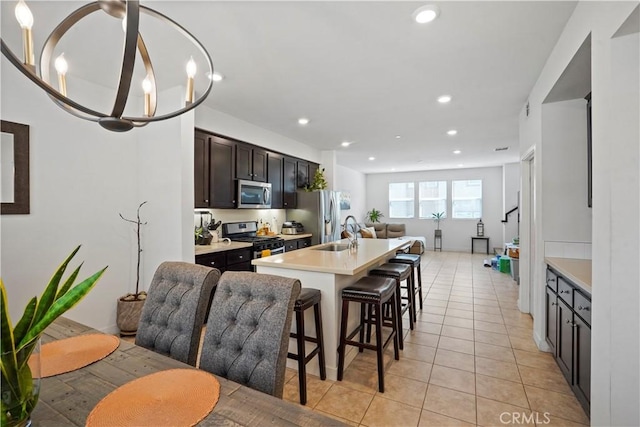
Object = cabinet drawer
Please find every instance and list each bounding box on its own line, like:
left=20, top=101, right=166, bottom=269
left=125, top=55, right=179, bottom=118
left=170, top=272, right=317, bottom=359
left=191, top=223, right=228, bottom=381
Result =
left=196, top=252, right=225, bottom=269
left=284, top=241, right=298, bottom=252
left=297, top=238, right=311, bottom=249
left=574, top=291, right=591, bottom=325
left=546, top=269, right=558, bottom=292
left=227, top=249, right=251, bottom=265
left=557, top=277, right=573, bottom=306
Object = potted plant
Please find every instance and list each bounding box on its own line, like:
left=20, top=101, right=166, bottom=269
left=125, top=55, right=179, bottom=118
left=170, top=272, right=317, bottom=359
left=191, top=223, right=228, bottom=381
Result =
left=365, top=208, right=384, bottom=223
left=117, top=201, right=148, bottom=336
left=432, top=212, right=444, bottom=237
left=304, top=167, right=328, bottom=191
left=1, top=246, right=107, bottom=426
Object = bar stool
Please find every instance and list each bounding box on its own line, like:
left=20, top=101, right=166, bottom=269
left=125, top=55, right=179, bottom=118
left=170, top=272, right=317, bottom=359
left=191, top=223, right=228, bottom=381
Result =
left=337, top=276, right=400, bottom=393
left=389, top=253, right=423, bottom=319
left=369, top=263, right=413, bottom=349
left=287, top=288, right=326, bottom=405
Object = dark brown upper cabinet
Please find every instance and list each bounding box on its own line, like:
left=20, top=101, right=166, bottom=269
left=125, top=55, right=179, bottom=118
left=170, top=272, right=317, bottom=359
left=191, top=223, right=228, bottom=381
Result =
left=236, top=142, right=267, bottom=182
left=296, top=160, right=309, bottom=188
left=283, top=157, right=297, bottom=208
left=194, top=130, right=236, bottom=209
left=267, top=152, right=284, bottom=209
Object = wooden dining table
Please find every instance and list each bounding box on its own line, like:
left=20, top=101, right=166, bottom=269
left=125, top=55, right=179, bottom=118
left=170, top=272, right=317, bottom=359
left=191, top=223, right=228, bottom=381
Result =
left=32, top=317, right=345, bottom=426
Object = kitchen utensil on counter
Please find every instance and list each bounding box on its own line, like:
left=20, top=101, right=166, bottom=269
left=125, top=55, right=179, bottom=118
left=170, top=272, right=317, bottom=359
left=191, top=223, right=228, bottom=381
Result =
left=212, top=220, right=222, bottom=230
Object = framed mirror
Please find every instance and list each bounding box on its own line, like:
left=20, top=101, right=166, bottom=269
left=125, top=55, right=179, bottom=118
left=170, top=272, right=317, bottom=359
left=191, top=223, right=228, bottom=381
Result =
left=1, top=120, right=30, bottom=214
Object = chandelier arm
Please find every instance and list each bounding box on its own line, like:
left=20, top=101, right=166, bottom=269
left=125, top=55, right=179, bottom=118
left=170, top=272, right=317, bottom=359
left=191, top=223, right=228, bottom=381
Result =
left=120, top=4, right=214, bottom=123
left=110, top=0, right=140, bottom=118
left=137, top=33, right=157, bottom=117
left=1, top=39, right=106, bottom=119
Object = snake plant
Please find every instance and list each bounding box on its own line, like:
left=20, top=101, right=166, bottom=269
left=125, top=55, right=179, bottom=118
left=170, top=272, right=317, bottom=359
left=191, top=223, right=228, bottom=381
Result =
left=1, top=246, right=107, bottom=426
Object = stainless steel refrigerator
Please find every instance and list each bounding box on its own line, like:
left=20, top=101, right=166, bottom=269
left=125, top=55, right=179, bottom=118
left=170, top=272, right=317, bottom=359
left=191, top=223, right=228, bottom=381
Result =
left=286, top=190, right=341, bottom=245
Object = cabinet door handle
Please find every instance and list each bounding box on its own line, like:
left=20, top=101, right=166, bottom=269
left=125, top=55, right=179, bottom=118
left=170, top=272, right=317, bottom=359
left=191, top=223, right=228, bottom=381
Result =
left=205, top=199, right=209, bottom=203
left=565, top=319, right=575, bottom=326
left=238, top=256, right=243, bottom=259
left=577, top=305, right=590, bottom=311
left=210, top=261, right=215, bottom=266
left=551, top=302, right=557, bottom=306
left=547, top=278, right=556, bottom=283
left=560, top=290, right=570, bottom=294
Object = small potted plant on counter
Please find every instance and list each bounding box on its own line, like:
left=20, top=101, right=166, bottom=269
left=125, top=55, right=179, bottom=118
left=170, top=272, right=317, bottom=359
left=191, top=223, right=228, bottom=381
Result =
left=117, top=201, right=148, bottom=336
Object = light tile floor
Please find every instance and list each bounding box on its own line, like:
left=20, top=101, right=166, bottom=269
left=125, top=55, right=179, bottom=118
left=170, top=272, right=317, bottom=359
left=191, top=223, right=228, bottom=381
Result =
left=282, top=251, right=590, bottom=427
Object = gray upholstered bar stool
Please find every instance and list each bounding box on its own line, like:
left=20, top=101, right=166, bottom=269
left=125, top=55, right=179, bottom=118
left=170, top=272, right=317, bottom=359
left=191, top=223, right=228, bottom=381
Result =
left=368, top=263, right=414, bottom=349
left=287, top=288, right=326, bottom=405
left=389, top=253, right=423, bottom=320
left=337, top=276, right=400, bottom=393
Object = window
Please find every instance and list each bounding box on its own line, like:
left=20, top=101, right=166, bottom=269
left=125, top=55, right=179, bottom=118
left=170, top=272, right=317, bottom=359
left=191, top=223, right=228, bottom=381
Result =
left=419, top=181, right=447, bottom=218
left=452, top=180, right=482, bottom=218
left=388, top=182, right=414, bottom=218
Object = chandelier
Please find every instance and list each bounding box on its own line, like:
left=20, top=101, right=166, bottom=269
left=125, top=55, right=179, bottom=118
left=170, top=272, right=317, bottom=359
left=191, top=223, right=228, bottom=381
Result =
left=1, top=0, right=214, bottom=132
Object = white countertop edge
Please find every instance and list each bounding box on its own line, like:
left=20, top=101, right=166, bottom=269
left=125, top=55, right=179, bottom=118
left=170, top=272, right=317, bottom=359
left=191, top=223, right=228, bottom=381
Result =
left=195, top=241, right=253, bottom=255
left=545, top=257, right=592, bottom=295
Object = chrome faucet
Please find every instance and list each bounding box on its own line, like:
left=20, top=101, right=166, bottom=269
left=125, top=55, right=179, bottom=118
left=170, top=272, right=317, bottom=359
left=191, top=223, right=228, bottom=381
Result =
left=343, top=215, right=360, bottom=250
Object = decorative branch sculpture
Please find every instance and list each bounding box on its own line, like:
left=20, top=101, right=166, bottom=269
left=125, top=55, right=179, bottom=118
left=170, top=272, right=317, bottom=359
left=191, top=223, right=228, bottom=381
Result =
left=119, top=201, right=148, bottom=297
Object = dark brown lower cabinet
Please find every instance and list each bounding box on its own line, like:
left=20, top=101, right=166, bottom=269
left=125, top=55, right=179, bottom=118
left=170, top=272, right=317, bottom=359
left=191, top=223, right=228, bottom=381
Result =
left=195, top=248, right=252, bottom=273
left=283, top=237, right=312, bottom=253
left=545, top=266, right=591, bottom=416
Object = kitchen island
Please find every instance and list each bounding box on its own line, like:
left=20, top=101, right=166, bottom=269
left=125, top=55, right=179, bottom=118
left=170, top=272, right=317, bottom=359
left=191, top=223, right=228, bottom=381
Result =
left=252, top=237, right=411, bottom=380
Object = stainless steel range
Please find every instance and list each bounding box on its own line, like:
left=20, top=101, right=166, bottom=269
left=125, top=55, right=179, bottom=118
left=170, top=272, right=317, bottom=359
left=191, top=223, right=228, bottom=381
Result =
left=221, top=221, right=285, bottom=259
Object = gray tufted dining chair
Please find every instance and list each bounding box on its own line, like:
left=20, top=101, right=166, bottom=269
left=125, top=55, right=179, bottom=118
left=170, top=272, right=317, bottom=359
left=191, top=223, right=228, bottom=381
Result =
left=135, top=261, right=220, bottom=366
left=199, top=271, right=301, bottom=398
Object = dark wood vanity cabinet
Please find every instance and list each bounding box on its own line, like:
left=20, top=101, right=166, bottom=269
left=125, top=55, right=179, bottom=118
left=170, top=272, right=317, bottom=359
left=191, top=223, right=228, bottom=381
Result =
left=236, top=142, right=267, bottom=182
left=545, top=265, right=591, bottom=414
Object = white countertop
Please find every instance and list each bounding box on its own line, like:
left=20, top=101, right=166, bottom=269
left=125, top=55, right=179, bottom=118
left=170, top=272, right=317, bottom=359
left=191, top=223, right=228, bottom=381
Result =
left=195, top=241, right=252, bottom=255
left=252, top=238, right=411, bottom=275
left=545, top=257, right=592, bottom=294
left=279, top=233, right=312, bottom=241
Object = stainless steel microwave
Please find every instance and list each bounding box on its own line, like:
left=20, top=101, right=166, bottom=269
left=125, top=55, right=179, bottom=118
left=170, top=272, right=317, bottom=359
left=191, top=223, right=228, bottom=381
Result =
left=237, top=180, right=272, bottom=209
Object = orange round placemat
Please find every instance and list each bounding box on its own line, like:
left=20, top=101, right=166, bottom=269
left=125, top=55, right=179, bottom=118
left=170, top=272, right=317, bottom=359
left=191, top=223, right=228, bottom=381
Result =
left=40, top=334, right=120, bottom=377
left=86, top=369, right=220, bottom=427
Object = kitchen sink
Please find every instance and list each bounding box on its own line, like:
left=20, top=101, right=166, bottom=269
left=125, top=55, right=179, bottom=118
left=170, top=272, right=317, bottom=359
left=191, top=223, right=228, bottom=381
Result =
left=313, top=244, right=350, bottom=252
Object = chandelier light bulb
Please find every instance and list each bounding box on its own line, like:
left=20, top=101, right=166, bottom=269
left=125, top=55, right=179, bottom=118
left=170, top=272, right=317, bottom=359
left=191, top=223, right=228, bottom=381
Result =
left=186, top=57, right=197, bottom=78
left=142, top=76, right=153, bottom=94
left=54, top=54, right=68, bottom=75
left=185, top=56, right=196, bottom=103
left=142, top=76, right=153, bottom=116
left=54, top=53, right=67, bottom=96
left=15, top=0, right=34, bottom=29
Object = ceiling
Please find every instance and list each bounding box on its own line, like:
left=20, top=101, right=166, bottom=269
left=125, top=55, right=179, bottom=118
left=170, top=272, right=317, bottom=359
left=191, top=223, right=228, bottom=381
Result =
left=1, top=1, right=578, bottom=174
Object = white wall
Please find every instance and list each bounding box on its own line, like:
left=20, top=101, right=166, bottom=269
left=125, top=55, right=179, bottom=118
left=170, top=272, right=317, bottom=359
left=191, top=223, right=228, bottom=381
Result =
left=366, top=166, right=503, bottom=252
left=336, top=165, right=366, bottom=224
left=607, top=29, right=639, bottom=426
left=0, top=61, right=138, bottom=332
left=541, top=99, right=592, bottom=245
left=518, top=3, right=639, bottom=425
left=502, top=162, right=520, bottom=244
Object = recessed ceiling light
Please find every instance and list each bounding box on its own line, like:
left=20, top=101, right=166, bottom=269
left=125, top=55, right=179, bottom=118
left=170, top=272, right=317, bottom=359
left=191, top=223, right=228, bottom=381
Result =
left=368, top=157, right=375, bottom=161
left=447, top=130, right=457, bottom=135
left=457, top=164, right=464, bottom=167
left=210, top=72, right=223, bottom=82
left=438, top=95, right=452, bottom=103
left=298, top=118, right=309, bottom=125
left=413, top=5, right=440, bottom=24
left=341, top=141, right=351, bottom=147
left=453, top=150, right=461, bottom=154
left=395, top=135, right=401, bottom=139
left=391, top=168, right=396, bottom=171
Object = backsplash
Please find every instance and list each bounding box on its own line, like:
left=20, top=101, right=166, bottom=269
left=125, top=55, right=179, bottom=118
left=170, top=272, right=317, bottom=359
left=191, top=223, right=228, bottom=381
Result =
left=544, top=240, right=592, bottom=259
left=194, top=209, right=287, bottom=235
